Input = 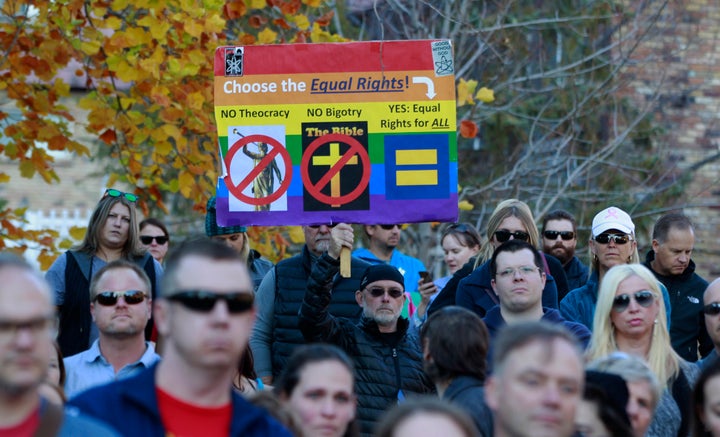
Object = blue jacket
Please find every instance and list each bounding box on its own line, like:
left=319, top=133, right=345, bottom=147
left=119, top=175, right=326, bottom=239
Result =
left=560, top=271, right=673, bottom=331
left=456, top=259, right=559, bottom=318
left=68, top=364, right=291, bottom=437
left=482, top=306, right=591, bottom=371
left=564, top=256, right=589, bottom=293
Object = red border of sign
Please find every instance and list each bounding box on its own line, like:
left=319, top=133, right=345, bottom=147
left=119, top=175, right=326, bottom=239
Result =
left=301, top=133, right=371, bottom=206
left=224, top=134, right=292, bottom=206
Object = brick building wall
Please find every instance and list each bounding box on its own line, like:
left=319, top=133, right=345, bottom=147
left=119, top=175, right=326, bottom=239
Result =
left=618, top=0, right=720, bottom=278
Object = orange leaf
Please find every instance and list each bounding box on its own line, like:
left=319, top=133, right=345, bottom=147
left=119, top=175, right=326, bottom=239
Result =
left=223, top=1, right=247, bottom=19
left=100, top=129, right=117, bottom=144
left=460, top=120, right=478, bottom=138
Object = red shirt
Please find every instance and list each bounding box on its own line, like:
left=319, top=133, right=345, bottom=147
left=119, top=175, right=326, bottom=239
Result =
left=156, top=387, right=232, bottom=437
left=0, top=407, right=39, bottom=437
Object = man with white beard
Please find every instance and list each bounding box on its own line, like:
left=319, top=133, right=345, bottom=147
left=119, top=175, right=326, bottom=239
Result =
left=250, top=223, right=370, bottom=385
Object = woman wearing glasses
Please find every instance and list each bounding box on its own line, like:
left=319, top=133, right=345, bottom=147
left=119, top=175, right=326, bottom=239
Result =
left=587, top=263, right=699, bottom=437
left=139, top=218, right=170, bottom=264
left=560, top=206, right=671, bottom=331
left=45, top=188, right=163, bottom=358
left=454, top=199, right=565, bottom=318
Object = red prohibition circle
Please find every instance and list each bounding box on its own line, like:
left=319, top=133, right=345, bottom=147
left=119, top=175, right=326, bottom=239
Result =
left=223, top=134, right=293, bottom=206
left=300, top=133, right=371, bottom=206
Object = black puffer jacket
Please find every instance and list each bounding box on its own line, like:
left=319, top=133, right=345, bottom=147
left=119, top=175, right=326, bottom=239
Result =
left=299, top=253, right=434, bottom=436
left=271, top=247, right=367, bottom=378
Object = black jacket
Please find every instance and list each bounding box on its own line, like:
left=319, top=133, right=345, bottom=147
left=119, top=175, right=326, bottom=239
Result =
left=644, top=250, right=712, bottom=361
left=271, top=247, right=367, bottom=378
left=299, top=253, right=434, bottom=436
left=443, top=376, right=493, bottom=437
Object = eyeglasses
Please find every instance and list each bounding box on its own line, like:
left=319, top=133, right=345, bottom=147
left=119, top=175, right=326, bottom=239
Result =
left=308, top=223, right=337, bottom=229
left=379, top=224, right=400, bottom=230
left=365, top=287, right=404, bottom=299
left=166, top=290, right=254, bottom=314
left=497, top=266, right=540, bottom=279
left=494, top=230, right=530, bottom=243
left=594, top=233, right=632, bottom=245
left=94, top=290, right=148, bottom=306
left=612, top=290, right=655, bottom=312
left=140, top=235, right=168, bottom=245
left=103, top=189, right=138, bottom=203
left=0, top=315, right=56, bottom=341
left=543, top=230, right=575, bottom=241
left=703, top=303, right=720, bottom=316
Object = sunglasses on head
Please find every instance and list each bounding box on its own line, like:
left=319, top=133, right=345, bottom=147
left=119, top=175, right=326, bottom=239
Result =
left=379, top=224, right=401, bottom=230
left=365, top=287, right=404, bottom=299
left=594, top=233, right=632, bottom=245
left=94, top=290, right=147, bottom=306
left=543, top=230, right=575, bottom=241
left=140, top=235, right=168, bottom=245
left=612, top=290, right=655, bottom=312
left=103, top=189, right=138, bottom=203
left=703, top=302, right=720, bottom=316
left=494, top=230, right=529, bottom=243
left=308, top=223, right=337, bottom=229
left=166, top=290, right=254, bottom=314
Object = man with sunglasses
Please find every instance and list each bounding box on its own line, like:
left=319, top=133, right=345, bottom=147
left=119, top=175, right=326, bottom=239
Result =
left=299, top=262, right=434, bottom=435
left=250, top=222, right=370, bottom=385
left=541, top=210, right=589, bottom=292
left=353, top=224, right=431, bottom=316
left=643, top=213, right=712, bottom=362
left=698, top=278, right=720, bottom=370
left=69, top=239, right=291, bottom=436
left=46, top=188, right=163, bottom=358
left=63, top=260, right=160, bottom=399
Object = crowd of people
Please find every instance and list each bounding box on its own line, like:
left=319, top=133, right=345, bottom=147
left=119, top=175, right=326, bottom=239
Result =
left=1, top=189, right=719, bottom=437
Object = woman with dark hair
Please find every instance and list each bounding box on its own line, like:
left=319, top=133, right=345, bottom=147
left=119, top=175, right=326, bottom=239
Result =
left=414, top=223, right=481, bottom=324
left=420, top=306, right=492, bottom=436
left=375, top=396, right=478, bottom=437
left=578, top=370, right=635, bottom=437
left=692, top=363, right=720, bottom=437
left=234, top=345, right=261, bottom=395
left=139, top=217, right=170, bottom=264
left=46, top=188, right=163, bottom=357
left=274, top=344, right=358, bottom=437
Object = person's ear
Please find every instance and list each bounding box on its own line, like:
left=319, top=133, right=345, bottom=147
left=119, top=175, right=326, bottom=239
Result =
left=355, top=290, right=364, bottom=307
left=154, top=299, right=171, bottom=337
left=485, top=376, right=499, bottom=411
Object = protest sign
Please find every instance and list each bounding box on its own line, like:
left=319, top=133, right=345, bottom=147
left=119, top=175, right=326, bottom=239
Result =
left=213, top=40, right=458, bottom=226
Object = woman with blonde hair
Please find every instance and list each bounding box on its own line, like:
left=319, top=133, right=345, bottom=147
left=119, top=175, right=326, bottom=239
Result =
left=454, top=199, right=566, bottom=317
left=587, top=263, right=699, bottom=437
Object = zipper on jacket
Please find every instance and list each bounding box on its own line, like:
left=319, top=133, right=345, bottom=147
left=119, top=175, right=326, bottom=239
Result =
left=393, top=347, right=404, bottom=403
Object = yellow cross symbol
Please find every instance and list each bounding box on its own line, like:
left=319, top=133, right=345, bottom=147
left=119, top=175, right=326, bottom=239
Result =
left=312, top=142, right=358, bottom=207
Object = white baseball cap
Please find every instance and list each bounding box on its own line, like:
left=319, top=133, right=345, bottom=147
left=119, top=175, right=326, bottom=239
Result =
left=591, top=206, right=635, bottom=237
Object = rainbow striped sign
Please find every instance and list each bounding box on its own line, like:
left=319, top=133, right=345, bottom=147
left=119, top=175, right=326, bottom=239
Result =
left=213, top=40, right=458, bottom=226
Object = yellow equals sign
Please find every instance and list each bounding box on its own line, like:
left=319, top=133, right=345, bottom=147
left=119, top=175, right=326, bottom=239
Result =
left=395, top=149, right=438, bottom=186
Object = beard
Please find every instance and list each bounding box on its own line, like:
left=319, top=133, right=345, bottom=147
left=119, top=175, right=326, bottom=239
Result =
left=313, top=238, right=331, bottom=254
left=363, top=305, right=398, bottom=327
left=550, top=244, right=574, bottom=265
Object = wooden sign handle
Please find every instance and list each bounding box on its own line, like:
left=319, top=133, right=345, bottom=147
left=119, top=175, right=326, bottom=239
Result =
left=340, top=247, right=351, bottom=278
